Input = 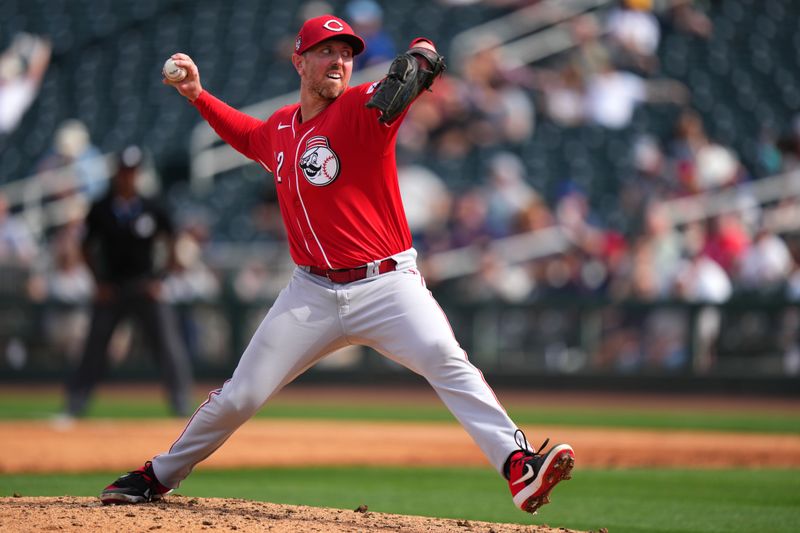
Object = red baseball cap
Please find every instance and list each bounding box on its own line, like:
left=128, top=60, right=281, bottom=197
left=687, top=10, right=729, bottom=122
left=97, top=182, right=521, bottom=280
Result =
left=294, top=15, right=366, bottom=56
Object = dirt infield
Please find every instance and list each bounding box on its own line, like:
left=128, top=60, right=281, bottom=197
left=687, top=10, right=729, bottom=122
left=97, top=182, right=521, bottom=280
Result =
left=2, top=386, right=799, bottom=532
left=4, top=418, right=800, bottom=474
left=4, top=384, right=800, bottom=473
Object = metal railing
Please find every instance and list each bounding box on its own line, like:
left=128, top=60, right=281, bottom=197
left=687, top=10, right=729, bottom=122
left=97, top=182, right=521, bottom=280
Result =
left=429, top=168, right=800, bottom=282
left=2, top=294, right=797, bottom=386
left=0, top=154, right=111, bottom=240
left=0, top=153, right=159, bottom=240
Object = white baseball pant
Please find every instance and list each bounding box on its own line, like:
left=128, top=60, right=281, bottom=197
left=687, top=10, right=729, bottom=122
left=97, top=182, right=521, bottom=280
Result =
left=152, top=249, right=521, bottom=488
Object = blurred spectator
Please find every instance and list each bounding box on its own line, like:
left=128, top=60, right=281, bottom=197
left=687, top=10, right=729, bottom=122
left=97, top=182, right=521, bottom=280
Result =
left=448, top=188, right=492, bottom=248
left=0, top=33, right=51, bottom=135
left=549, top=184, right=623, bottom=295
left=163, top=224, right=219, bottom=306
left=0, top=192, right=38, bottom=267
left=539, top=249, right=586, bottom=295
left=456, top=248, right=534, bottom=302
left=511, top=195, right=555, bottom=234
left=346, top=0, right=397, bottom=69
left=755, top=124, right=783, bottom=177
left=643, top=203, right=682, bottom=294
left=399, top=75, right=471, bottom=160
left=410, top=35, right=534, bottom=163
left=459, top=40, right=535, bottom=145
left=674, top=222, right=733, bottom=303
left=670, top=109, right=744, bottom=192
left=669, top=107, right=706, bottom=161
left=618, top=135, right=676, bottom=230
left=702, top=213, right=749, bottom=275
left=605, top=0, right=661, bottom=74
left=39, top=217, right=94, bottom=305
left=595, top=236, right=687, bottom=372
left=641, top=308, right=689, bottom=370
left=26, top=208, right=93, bottom=364
left=592, top=306, right=643, bottom=372
left=534, top=15, right=606, bottom=127
left=163, top=223, right=221, bottom=364
left=397, top=163, right=452, bottom=252
left=674, top=221, right=732, bottom=372
left=664, top=0, right=713, bottom=39
left=613, top=202, right=681, bottom=299
left=737, top=225, right=793, bottom=292
left=36, top=119, right=107, bottom=201
left=483, top=152, right=538, bottom=237
left=783, top=246, right=800, bottom=375
left=622, top=237, right=661, bottom=301
left=584, top=59, right=688, bottom=129
left=64, top=146, right=193, bottom=419
left=570, top=14, right=611, bottom=79
left=536, top=62, right=586, bottom=127
left=694, top=144, right=742, bottom=190
left=554, top=183, right=605, bottom=248
left=397, top=84, right=446, bottom=156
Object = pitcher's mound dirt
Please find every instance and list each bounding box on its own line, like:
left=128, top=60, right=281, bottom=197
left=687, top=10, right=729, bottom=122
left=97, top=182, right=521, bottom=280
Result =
left=0, top=496, right=589, bottom=533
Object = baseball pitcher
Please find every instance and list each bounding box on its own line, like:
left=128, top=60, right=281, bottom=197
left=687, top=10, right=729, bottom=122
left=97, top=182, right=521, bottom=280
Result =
left=99, top=14, right=574, bottom=515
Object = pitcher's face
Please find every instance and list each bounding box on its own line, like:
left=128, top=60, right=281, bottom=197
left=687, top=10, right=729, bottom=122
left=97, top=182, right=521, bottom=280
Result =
left=296, top=40, right=354, bottom=101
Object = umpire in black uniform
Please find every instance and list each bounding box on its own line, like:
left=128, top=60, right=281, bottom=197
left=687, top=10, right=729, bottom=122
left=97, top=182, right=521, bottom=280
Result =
left=65, top=146, right=193, bottom=417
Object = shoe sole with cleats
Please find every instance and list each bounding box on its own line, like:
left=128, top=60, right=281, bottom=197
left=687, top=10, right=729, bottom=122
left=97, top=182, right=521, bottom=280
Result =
left=514, top=445, right=575, bottom=514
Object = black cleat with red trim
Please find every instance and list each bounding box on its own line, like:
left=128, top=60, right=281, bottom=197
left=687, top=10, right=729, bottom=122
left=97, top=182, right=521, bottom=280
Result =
left=99, top=461, right=172, bottom=504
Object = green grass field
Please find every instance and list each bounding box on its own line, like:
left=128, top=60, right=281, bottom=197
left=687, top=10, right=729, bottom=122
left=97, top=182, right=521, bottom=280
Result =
left=2, top=467, right=799, bottom=533
left=3, top=390, right=800, bottom=532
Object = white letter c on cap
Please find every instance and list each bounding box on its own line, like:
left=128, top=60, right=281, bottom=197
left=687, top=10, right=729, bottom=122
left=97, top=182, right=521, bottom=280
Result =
left=323, top=19, right=344, bottom=32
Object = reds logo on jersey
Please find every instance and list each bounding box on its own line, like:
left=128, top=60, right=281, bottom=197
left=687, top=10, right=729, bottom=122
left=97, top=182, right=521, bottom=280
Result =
left=298, top=136, right=340, bottom=186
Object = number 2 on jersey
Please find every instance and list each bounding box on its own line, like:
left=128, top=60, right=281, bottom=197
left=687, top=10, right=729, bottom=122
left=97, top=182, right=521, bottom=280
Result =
left=275, top=151, right=284, bottom=183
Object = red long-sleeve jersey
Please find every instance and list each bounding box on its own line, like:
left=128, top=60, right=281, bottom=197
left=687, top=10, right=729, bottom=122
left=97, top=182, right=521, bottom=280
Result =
left=193, top=82, right=412, bottom=269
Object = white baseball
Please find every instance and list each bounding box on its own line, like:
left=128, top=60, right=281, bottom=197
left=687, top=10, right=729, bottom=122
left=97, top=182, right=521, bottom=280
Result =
left=163, top=58, right=187, bottom=82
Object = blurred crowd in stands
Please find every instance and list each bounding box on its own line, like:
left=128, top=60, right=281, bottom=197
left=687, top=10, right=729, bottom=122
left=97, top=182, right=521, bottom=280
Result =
left=390, top=0, right=800, bottom=308
left=3, top=0, right=800, bottom=375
